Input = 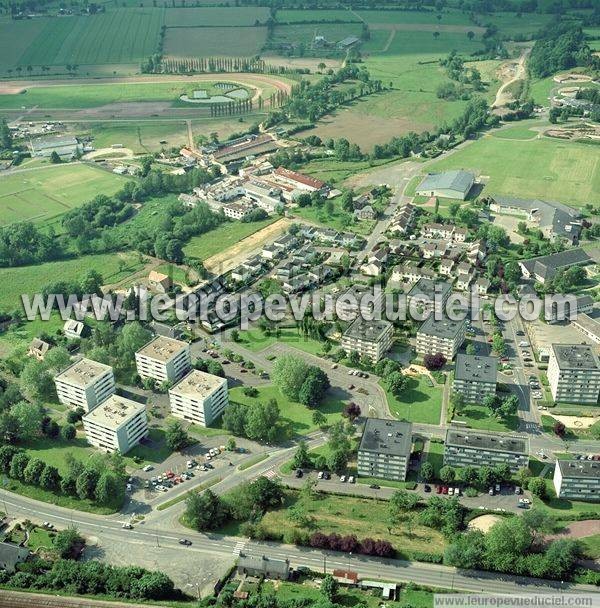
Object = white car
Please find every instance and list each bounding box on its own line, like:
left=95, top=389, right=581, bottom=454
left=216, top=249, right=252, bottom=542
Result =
left=454, top=487, right=460, bottom=496
left=348, top=476, right=355, bottom=484
left=340, top=475, right=346, bottom=483
left=448, top=487, right=454, bottom=496
left=122, top=523, right=133, bottom=529
left=318, top=471, right=324, bottom=479
left=143, top=465, right=153, bottom=472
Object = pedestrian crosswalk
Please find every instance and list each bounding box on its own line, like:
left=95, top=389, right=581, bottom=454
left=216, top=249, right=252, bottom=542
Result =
left=263, top=468, right=278, bottom=480
left=232, top=541, right=246, bottom=556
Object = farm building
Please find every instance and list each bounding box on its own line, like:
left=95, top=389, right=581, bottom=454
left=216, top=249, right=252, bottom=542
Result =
left=29, top=135, right=83, bottom=158
left=416, top=170, right=475, bottom=200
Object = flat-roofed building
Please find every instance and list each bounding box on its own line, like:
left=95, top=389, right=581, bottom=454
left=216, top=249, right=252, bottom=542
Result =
left=336, top=285, right=383, bottom=321
left=416, top=170, right=474, bottom=201
left=341, top=318, right=393, bottom=363
left=169, top=370, right=229, bottom=427
left=553, top=459, right=600, bottom=502
left=444, top=429, right=529, bottom=471
left=572, top=312, right=600, bottom=344
left=453, top=354, right=497, bottom=403
left=135, top=336, right=191, bottom=384
left=357, top=418, right=412, bottom=482
left=54, top=358, right=115, bottom=412
left=548, top=344, right=600, bottom=404
left=82, top=394, right=148, bottom=454
left=416, top=316, right=466, bottom=360
left=407, top=278, right=452, bottom=315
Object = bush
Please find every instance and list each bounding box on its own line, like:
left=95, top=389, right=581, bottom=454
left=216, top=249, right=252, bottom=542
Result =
left=410, top=551, right=443, bottom=563
left=405, top=482, right=417, bottom=490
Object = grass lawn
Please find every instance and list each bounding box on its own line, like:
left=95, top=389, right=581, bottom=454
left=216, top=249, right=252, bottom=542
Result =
left=453, top=403, right=518, bottom=432
left=580, top=534, right=600, bottom=560
left=0, top=251, right=144, bottom=311
left=227, top=489, right=446, bottom=560
left=356, top=476, right=412, bottom=489
left=424, top=440, right=445, bottom=479
left=238, top=454, right=268, bottom=471
left=427, top=135, right=600, bottom=206
left=23, top=436, right=97, bottom=475
left=0, top=163, right=130, bottom=227
left=490, top=123, right=541, bottom=140
left=183, top=217, right=276, bottom=260
left=127, top=427, right=173, bottom=465
left=0, top=313, right=65, bottom=359
left=228, top=384, right=344, bottom=437
left=383, top=375, right=443, bottom=425
left=237, top=328, right=326, bottom=356
left=533, top=493, right=600, bottom=518
left=26, top=527, right=55, bottom=551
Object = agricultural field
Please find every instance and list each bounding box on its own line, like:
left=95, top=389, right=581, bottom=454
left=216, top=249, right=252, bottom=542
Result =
left=472, top=11, right=555, bottom=38
left=164, top=7, right=270, bottom=26
left=0, top=164, right=129, bottom=226
left=427, top=134, right=600, bottom=206
left=0, top=17, right=47, bottom=74
left=276, top=9, right=360, bottom=23
left=356, top=8, right=476, bottom=26
left=2, top=9, right=164, bottom=69
left=164, top=26, right=268, bottom=58
left=270, top=23, right=363, bottom=48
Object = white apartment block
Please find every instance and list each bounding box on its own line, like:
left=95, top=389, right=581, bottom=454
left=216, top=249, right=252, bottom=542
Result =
left=54, top=358, right=115, bottom=412
left=444, top=429, right=529, bottom=472
left=341, top=318, right=393, bottom=363
left=135, top=336, right=192, bottom=384
left=548, top=344, right=600, bottom=404
left=416, top=316, right=466, bottom=360
left=553, top=459, right=600, bottom=502
left=82, top=394, right=148, bottom=454
left=453, top=354, right=497, bottom=403
left=169, top=370, right=229, bottom=427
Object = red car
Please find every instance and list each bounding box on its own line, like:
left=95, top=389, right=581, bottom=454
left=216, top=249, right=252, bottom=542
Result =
left=442, top=486, right=448, bottom=494
left=436, top=485, right=442, bottom=494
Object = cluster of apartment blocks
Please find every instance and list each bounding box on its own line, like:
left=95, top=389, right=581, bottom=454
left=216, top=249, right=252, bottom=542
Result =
left=54, top=336, right=229, bottom=454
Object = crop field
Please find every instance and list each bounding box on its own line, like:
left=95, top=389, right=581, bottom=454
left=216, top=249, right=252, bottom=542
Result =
left=472, top=11, right=554, bottom=38
left=0, top=164, right=129, bottom=226
left=0, top=17, right=46, bottom=73
left=277, top=9, right=359, bottom=22
left=357, top=8, right=474, bottom=26
left=165, top=7, right=269, bottom=26
left=5, top=9, right=164, bottom=68
left=429, top=135, right=600, bottom=206
left=164, top=26, right=268, bottom=57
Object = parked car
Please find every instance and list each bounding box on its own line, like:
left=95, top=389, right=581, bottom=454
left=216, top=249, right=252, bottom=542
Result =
left=514, top=486, right=522, bottom=494
left=442, top=486, right=448, bottom=495
left=122, top=523, right=133, bottom=529
left=348, top=476, right=355, bottom=484
left=369, top=484, right=380, bottom=489
left=448, top=487, right=454, bottom=496
left=489, top=487, right=495, bottom=496
left=495, top=484, right=501, bottom=493
left=454, top=487, right=460, bottom=496
left=318, top=471, right=324, bottom=479
left=143, top=465, right=153, bottom=472
left=178, top=539, right=192, bottom=546
left=436, top=485, right=442, bottom=494
left=323, top=472, right=331, bottom=480
left=424, top=484, right=431, bottom=492
left=340, top=475, right=347, bottom=482
left=295, top=469, right=303, bottom=478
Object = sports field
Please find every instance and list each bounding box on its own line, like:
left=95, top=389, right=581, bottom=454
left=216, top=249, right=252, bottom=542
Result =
left=429, top=135, right=600, bottom=206
left=0, top=164, right=129, bottom=226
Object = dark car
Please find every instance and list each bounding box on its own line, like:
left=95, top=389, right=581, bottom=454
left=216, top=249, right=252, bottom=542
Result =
left=295, top=469, right=303, bottom=478
left=323, top=472, right=331, bottom=480
left=178, top=539, right=192, bottom=546
left=424, top=484, right=431, bottom=492
left=369, top=484, right=380, bottom=489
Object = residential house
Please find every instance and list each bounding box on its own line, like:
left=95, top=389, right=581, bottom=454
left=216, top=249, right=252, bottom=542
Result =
left=354, top=205, right=376, bottom=221
left=0, top=543, right=30, bottom=573
left=28, top=338, right=51, bottom=361
left=148, top=271, right=173, bottom=294
left=518, top=248, right=591, bottom=284
left=63, top=320, right=86, bottom=340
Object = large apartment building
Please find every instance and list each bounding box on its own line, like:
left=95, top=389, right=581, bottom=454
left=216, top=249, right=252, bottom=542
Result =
left=553, top=459, right=600, bottom=502
left=336, top=284, right=384, bottom=321
left=54, top=358, right=115, bottom=412
left=169, top=370, right=229, bottom=427
left=357, top=418, right=412, bottom=482
left=341, top=318, right=394, bottom=363
left=135, top=336, right=192, bottom=384
left=444, top=429, right=529, bottom=472
left=547, top=344, right=600, bottom=404
left=82, top=395, right=148, bottom=454
left=416, top=316, right=466, bottom=360
left=453, top=354, right=497, bottom=403
left=407, top=278, right=452, bottom=315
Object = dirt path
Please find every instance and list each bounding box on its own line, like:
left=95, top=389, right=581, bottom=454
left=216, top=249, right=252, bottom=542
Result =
left=493, top=48, right=530, bottom=109
left=545, top=520, right=600, bottom=542
left=381, top=29, right=397, bottom=53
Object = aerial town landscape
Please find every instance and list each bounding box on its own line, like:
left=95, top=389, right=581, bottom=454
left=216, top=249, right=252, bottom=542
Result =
left=0, top=0, right=599, bottom=606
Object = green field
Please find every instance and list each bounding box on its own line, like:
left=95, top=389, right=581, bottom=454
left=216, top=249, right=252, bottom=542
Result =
left=237, top=328, right=326, bottom=356
left=383, top=375, right=443, bottom=425
left=490, top=122, right=541, bottom=140
left=453, top=403, right=519, bottom=432
left=427, top=135, right=600, bottom=206
left=270, top=23, right=363, bottom=48
left=164, top=26, right=268, bottom=57
left=1, top=9, right=164, bottom=69
left=277, top=9, right=359, bottom=23
left=0, top=164, right=129, bottom=226
left=357, top=9, right=474, bottom=26
left=228, top=384, right=343, bottom=437
left=183, top=217, right=276, bottom=260
left=472, top=11, right=554, bottom=38
left=165, top=7, right=269, bottom=26
left=0, top=251, right=144, bottom=311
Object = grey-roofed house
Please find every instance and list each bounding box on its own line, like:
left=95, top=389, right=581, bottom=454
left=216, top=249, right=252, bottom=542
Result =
left=341, top=318, right=394, bottom=362
left=416, top=170, right=475, bottom=200
left=416, top=316, right=466, bottom=360
left=518, top=248, right=591, bottom=284
left=547, top=344, right=600, bottom=404
left=553, top=459, right=600, bottom=502
left=357, top=418, right=413, bottom=481
left=453, top=354, right=497, bottom=403
left=0, top=543, right=30, bottom=573
left=407, top=278, right=452, bottom=314
left=444, top=429, right=529, bottom=471
left=237, top=554, right=290, bottom=580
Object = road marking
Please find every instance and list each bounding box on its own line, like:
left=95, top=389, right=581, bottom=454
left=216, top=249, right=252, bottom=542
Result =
left=232, top=540, right=246, bottom=556
left=263, top=468, right=278, bottom=480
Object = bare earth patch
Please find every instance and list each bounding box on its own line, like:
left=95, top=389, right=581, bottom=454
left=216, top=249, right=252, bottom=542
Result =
left=545, top=520, right=600, bottom=542
left=468, top=514, right=502, bottom=533
left=552, top=414, right=600, bottom=429
left=203, top=217, right=292, bottom=275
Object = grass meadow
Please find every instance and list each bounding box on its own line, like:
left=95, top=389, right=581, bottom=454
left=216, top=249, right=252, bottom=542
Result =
left=164, top=6, right=269, bottom=26
left=427, top=134, right=600, bottom=206
left=383, top=375, right=443, bottom=425
left=0, top=164, right=129, bottom=226
left=164, top=26, right=268, bottom=57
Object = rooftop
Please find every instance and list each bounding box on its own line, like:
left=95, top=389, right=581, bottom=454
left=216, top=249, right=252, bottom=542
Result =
left=343, top=318, right=392, bottom=343
left=520, top=248, right=590, bottom=281
left=445, top=429, right=528, bottom=455
left=136, top=336, right=189, bottom=363
left=273, top=166, right=325, bottom=189
left=454, top=353, right=498, bottom=384
left=418, top=315, right=465, bottom=340
left=557, top=459, right=600, bottom=479
left=407, top=278, right=452, bottom=302
left=55, top=358, right=113, bottom=388
left=417, top=170, right=474, bottom=196
left=552, top=344, right=600, bottom=371
left=170, top=369, right=226, bottom=398
left=359, top=418, right=412, bottom=456
left=238, top=554, right=289, bottom=575
left=30, top=135, right=79, bottom=151
left=83, top=394, right=145, bottom=429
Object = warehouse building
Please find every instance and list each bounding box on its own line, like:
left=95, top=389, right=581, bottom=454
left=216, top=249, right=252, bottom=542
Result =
left=82, top=394, right=148, bottom=454
left=415, top=170, right=475, bottom=200
left=547, top=344, right=600, bottom=404
left=444, top=429, right=529, bottom=472
left=135, top=336, right=192, bottom=384
left=29, top=135, right=83, bottom=158
left=357, top=418, right=413, bottom=482
left=453, top=354, right=497, bottom=403
left=553, top=459, right=600, bottom=502
left=169, top=370, right=229, bottom=427
left=54, top=358, right=115, bottom=412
